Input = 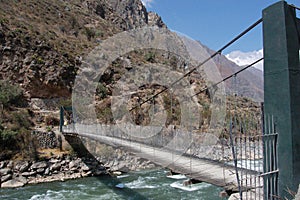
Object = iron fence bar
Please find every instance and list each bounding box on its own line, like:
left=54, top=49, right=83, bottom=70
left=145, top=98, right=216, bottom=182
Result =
left=229, top=117, right=243, bottom=200
left=254, top=118, right=257, bottom=200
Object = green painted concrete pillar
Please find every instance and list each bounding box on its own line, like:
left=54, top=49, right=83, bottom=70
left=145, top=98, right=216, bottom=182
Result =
left=263, top=1, right=300, bottom=199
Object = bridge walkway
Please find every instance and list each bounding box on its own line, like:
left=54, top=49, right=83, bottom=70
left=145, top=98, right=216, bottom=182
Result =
left=62, top=125, right=262, bottom=194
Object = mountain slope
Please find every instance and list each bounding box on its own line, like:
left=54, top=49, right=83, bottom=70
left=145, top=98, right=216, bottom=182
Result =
left=0, top=0, right=165, bottom=98
left=0, top=0, right=263, bottom=102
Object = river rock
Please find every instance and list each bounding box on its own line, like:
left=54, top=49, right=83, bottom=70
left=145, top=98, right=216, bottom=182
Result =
left=94, top=169, right=106, bottom=176
left=97, top=165, right=106, bottom=171
left=0, top=168, right=12, bottom=175
left=219, top=190, right=228, bottom=198
left=0, top=161, right=6, bottom=168
left=147, top=164, right=156, bottom=169
left=68, top=160, right=76, bottom=169
left=81, top=171, right=92, bottom=177
left=15, top=161, right=30, bottom=172
left=1, top=174, right=12, bottom=182
left=69, top=159, right=81, bottom=169
left=1, top=179, right=25, bottom=188
left=16, top=176, right=28, bottom=184
left=22, top=171, right=36, bottom=177
left=80, top=163, right=90, bottom=172
left=117, top=164, right=130, bottom=173
left=49, top=158, right=60, bottom=163
left=112, top=171, right=122, bottom=176
left=44, top=167, right=50, bottom=175
left=31, top=161, right=47, bottom=169
left=36, top=168, right=45, bottom=174
left=50, top=163, right=61, bottom=171
left=6, top=160, right=14, bottom=169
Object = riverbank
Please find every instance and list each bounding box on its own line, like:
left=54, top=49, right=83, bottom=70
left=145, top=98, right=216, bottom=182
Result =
left=0, top=149, right=159, bottom=188
left=0, top=155, right=104, bottom=188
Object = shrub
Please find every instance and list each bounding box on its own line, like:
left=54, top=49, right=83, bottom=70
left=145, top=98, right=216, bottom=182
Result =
left=96, top=83, right=108, bottom=99
left=70, top=15, right=79, bottom=29
left=10, top=110, right=32, bottom=131
left=144, top=51, right=156, bottom=62
left=0, top=80, right=23, bottom=107
left=0, top=129, right=18, bottom=149
left=84, top=27, right=95, bottom=41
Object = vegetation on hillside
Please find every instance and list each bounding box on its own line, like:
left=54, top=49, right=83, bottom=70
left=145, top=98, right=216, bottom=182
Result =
left=0, top=81, right=39, bottom=160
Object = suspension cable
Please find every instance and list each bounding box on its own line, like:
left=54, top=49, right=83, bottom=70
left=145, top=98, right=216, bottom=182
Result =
left=191, top=57, right=264, bottom=98
left=129, top=18, right=263, bottom=112
left=289, top=4, right=300, bottom=11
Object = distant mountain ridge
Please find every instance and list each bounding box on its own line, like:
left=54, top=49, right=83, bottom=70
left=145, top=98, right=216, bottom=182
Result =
left=200, top=42, right=264, bottom=102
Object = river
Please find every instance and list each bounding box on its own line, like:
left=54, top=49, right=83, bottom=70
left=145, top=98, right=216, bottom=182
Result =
left=0, top=169, right=226, bottom=200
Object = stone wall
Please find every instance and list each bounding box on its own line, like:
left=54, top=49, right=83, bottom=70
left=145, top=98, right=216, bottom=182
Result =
left=32, top=131, right=60, bottom=149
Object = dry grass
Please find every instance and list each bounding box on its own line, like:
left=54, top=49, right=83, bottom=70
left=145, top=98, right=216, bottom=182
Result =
left=37, top=148, right=71, bottom=159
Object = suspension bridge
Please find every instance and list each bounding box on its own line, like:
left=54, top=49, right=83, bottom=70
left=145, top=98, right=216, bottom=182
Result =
left=60, top=2, right=300, bottom=199
left=62, top=124, right=262, bottom=193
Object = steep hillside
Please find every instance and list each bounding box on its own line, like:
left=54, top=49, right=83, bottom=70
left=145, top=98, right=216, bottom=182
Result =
left=0, top=0, right=263, bottom=160
left=0, top=0, right=263, bottom=102
left=0, top=0, right=165, bottom=99
left=0, top=0, right=166, bottom=159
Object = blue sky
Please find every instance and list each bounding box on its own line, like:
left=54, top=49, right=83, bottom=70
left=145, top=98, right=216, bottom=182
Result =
left=141, top=0, right=300, bottom=70
left=142, top=0, right=300, bottom=70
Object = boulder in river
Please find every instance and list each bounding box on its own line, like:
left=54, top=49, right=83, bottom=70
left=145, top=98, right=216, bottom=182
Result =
left=1, top=179, right=25, bottom=188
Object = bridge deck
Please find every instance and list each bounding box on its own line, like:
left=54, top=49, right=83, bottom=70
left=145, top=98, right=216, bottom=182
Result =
left=62, top=125, right=262, bottom=193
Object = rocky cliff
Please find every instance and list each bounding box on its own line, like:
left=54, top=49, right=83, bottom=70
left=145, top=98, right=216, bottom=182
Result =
left=0, top=0, right=263, bottom=102
left=0, top=0, right=165, bottom=99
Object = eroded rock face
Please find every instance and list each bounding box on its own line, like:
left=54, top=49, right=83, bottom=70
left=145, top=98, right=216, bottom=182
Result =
left=148, top=12, right=165, bottom=28
left=86, top=0, right=166, bottom=30
left=0, top=0, right=166, bottom=99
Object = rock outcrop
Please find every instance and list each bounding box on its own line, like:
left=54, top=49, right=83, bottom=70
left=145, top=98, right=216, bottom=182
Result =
left=85, top=0, right=166, bottom=30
